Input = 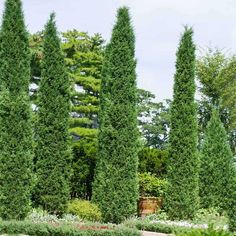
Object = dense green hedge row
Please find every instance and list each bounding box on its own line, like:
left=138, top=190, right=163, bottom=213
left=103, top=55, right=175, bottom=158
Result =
left=0, top=221, right=141, bottom=236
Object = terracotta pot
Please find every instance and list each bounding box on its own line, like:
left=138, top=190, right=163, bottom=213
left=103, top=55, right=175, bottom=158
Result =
left=138, top=197, right=162, bottom=217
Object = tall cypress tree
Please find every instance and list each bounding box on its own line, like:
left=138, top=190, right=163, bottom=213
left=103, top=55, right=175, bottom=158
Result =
left=34, top=14, right=72, bottom=214
left=92, top=7, right=139, bottom=223
left=199, top=108, right=234, bottom=210
left=166, top=27, right=199, bottom=220
left=228, top=170, right=236, bottom=232
left=0, top=0, right=33, bottom=219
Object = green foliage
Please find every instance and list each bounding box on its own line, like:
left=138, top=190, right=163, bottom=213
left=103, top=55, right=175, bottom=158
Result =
left=227, top=170, right=236, bottom=232
left=196, top=48, right=236, bottom=152
left=131, top=221, right=175, bottom=234
left=34, top=14, right=72, bottom=215
left=62, top=30, right=104, bottom=140
left=67, top=199, right=102, bottom=222
left=92, top=7, right=139, bottom=223
left=0, top=221, right=141, bottom=236
left=0, top=0, right=30, bottom=92
left=166, top=27, right=199, bottom=220
left=26, top=208, right=80, bottom=223
left=193, top=208, right=228, bottom=229
left=175, top=228, right=233, bottom=236
left=0, top=91, right=33, bottom=220
left=124, top=218, right=196, bottom=234
left=63, top=30, right=104, bottom=199
left=30, top=30, right=105, bottom=199
left=138, top=172, right=167, bottom=197
left=124, top=216, right=230, bottom=235
left=138, top=147, right=168, bottom=177
left=0, top=0, right=33, bottom=220
left=137, top=89, right=171, bottom=149
left=71, top=139, right=97, bottom=200
left=199, top=109, right=234, bottom=211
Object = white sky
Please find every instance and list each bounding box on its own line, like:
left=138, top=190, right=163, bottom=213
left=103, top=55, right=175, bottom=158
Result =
left=0, top=0, right=236, bottom=101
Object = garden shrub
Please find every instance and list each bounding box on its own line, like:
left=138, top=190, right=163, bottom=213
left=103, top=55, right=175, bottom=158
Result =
left=175, top=228, right=233, bottom=236
left=0, top=221, right=141, bottom=236
left=138, top=172, right=168, bottom=197
left=138, top=147, right=168, bottom=177
left=193, top=208, right=227, bottom=229
left=67, top=199, right=102, bottom=221
left=26, top=208, right=81, bottom=223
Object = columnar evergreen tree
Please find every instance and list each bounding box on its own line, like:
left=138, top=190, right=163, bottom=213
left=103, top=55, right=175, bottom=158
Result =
left=166, top=27, right=199, bottom=220
left=29, top=31, right=105, bottom=199
left=34, top=14, right=72, bottom=214
left=199, top=108, right=234, bottom=210
left=92, top=7, right=139, bottom=223
left=0, top=0, right=33, bottom=219
left=228, top=170, right=236, bottom=232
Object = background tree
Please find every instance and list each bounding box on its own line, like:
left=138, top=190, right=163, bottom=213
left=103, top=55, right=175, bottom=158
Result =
left=138, top=147, right=168, bottom=178
left=137, top=89, right=171, bottom=149
left=62, top=30, right=104, bottom=199
left=196, top=48, right=236, bottom=153
left=92, top=7, right=139, bottom=223
left=34, top=14, right=71, bottom=214
left=0, top=0, right=33, bottom=220
left=199, top=108, right=234, bottom=210
left=165, top=27, right=199, bottom=220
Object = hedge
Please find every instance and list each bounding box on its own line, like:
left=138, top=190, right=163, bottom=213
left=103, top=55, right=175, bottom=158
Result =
left=0, top=221, right=141, bottom=236
left=175, top=228, right=234, bottom=236
left=134, top=221, right=180, bottom=234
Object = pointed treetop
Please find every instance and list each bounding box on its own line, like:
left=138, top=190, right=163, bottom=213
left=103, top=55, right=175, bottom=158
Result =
left=0, top=0, right=30, bottom=92
left=45, top=12, right=56, bottom=30
left=111, top=6, right=134, bottom=43
left=49, top=12, right=56, bottom=21
left=2, top=0, right=25, bottom=30
left=117, top=6, right=130, bottom=19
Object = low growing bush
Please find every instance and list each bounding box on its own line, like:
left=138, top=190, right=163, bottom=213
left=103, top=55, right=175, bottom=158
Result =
left=0, top=221, right=141, bottom=236
left=175, top=228, right=234, bottom=236
left=26, top=208, right=81, bottom=223
left=139, top=172, right=167, bottom=197
left=67, top=199, right=102, bottom=221
left=123, top=217, right=210, bottom=234
left=193, top=208, right=228, bottom=229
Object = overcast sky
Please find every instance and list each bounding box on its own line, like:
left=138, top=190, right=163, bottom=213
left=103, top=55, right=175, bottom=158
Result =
left=0, top=0, right=236, bottom=101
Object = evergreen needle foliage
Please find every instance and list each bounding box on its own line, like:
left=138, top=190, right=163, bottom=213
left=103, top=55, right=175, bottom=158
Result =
left=34, top=13, right=72, bottom=215
left=166, top=27, right=199, bottom=220
left=199, top=108, right=235, bottom=210
left=92, top=7, right=139, bottom=223
left=228, top=170, right=236, bottom=232
left=0, top=0, right=33, bottom=220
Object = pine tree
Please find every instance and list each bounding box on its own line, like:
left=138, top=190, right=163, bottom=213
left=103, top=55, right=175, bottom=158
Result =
left=62, top=31, right=104, bottom=199
left=92, top=7, right=139, bottom=223
left=199, top=108, right=234, bottom=210
left=166, top=27, right=199, bottom=220
left=0, top=0, right=33, bottom=219
left=34, top=14, right=72, bottom=214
